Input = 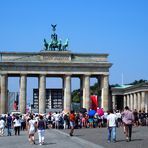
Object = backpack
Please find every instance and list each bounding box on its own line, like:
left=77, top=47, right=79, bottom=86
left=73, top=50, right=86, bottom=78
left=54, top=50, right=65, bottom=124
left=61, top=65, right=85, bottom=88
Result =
left=64, top=114, right=68, bottom=120
left=38, top=120, right=45, bottom=130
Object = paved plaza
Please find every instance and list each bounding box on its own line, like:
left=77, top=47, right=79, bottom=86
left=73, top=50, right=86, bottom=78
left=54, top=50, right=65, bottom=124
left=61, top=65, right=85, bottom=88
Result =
left=61, top=126, right=148, bottom=148
left=0, top=126, right=148, bottom=148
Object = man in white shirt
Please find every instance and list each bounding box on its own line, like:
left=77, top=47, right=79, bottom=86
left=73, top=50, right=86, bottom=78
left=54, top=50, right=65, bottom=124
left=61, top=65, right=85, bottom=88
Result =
left=107, top=110, right=117, bottom=143
left=54, top=112, right=60, bottom=129
left=116, top=110, right=122, bottom=127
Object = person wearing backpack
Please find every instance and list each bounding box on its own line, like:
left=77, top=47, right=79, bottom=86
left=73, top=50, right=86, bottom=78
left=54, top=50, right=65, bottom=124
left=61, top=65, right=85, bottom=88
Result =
left=63, top=113, right=68, bottom=129
left=6, top=114, right=12, bottom=136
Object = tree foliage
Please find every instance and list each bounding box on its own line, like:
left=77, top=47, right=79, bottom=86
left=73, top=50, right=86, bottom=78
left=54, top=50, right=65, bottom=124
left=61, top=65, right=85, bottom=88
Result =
left=72, top=89, right=80, bottom=103
left=127, top=79, right=147, bottom=85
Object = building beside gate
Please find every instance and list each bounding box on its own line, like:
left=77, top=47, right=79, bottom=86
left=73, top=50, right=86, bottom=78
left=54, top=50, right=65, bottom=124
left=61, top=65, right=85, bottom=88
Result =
left=0, top=25, right=112, bottom=114
left=111, top=82, right=148, bottom=112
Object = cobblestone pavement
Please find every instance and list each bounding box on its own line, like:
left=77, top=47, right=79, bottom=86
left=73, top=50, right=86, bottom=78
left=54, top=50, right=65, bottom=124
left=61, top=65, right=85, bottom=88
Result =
left=0, top=128, right=102, bottom=148
left=60, top=126, right=148, bottom=148
left=0, top=126, right=148, bottom=148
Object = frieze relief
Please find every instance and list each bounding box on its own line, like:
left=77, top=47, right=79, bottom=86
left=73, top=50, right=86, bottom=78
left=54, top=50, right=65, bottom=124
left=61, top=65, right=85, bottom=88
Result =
left=41, top=54, right=71, bottom=62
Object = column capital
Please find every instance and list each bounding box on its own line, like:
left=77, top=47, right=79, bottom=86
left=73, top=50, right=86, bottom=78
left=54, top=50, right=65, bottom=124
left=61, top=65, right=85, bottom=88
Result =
left=101, top=74, right=109, bottom=77
left=20, top=73, right=27, bottom=76
left=83, top=73, right=91, bottom=77
left=39, top=73, right=46, bottom=77
left=0, top=73, right=8, bottom=76
left=64, top=74, right=72, bottom=77
left=83, top=74, right=91, bottom=77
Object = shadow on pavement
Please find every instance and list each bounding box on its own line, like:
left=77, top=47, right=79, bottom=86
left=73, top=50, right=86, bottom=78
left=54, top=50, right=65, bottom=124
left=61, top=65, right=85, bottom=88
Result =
left=44, top=142, right=56, bottom=145
left=74, top=134, right=84, bottom=137
left=117, top=138, right=143, bottom=142
left=131, top=139, right=143, bottom=142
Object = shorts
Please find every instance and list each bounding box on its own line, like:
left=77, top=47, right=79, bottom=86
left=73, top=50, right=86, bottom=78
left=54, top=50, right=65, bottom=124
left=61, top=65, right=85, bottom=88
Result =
left=88, top=118, right=93, bottom=123
left=70, top=121, right=75, bottom=128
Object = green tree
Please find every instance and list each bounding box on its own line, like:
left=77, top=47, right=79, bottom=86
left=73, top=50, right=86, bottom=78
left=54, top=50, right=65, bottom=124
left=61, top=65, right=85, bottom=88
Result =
left=72, top=89, right=80, bottom=103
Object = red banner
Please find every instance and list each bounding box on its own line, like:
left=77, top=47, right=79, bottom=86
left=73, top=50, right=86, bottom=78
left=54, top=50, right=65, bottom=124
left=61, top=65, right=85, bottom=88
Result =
left=13, top=101, right=17, bottom=110
left=90, top=95, right=98, bottom=111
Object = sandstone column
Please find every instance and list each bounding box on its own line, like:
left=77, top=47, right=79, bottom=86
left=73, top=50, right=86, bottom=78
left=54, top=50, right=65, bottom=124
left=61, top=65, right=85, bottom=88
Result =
left=137, top=92, right=141, bottom=111
left=145, top=92, right=148, bottom=113
left=101, top=75, right=109, bottom=111
left=19, top=74, right=27, bottom=114
left=112, top=95, right=116, bottom=110
left=80, top=76, right=83, bottom=108
left=141, top=92, right=145, bottom=111
left=123, top=95, right=127, bottom=108
left=0, top=74, right=8, bottom=114
left=126, top=94, right=130, bottom=107
left=130, top=94, right=134, bottom=111
left=39, top=74, right=46, bottom=114
left=82, top=75, right=90, bottom=111
left=133, top=93, right=137, bottom=110
left=97, top=76, right=101, bottom=107
left=63, top=75, right=71, bottom=113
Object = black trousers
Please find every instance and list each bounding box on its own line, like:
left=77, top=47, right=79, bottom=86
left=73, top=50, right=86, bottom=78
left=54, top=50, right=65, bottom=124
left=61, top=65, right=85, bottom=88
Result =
left=14, top=126, right=20, bottom=135
left=127, top=124, right=132, bottom=139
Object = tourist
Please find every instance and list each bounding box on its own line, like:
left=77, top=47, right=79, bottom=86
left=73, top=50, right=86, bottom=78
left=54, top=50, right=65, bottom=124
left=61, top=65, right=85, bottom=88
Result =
left=107, top=109, right=117, bottom=143
left=133, top=109, right=139, bottom=126
left=81, top=113, right=87, bottom=128
left=98, top=115, right=103, bottom=128
left=116, top=110, right=122, bottom=127
left=6, top=113, right=13, bottom=136
left=103, top=111, right=108, bottom=127
left=13, top=115, right=21, bottom=136
left=37, top=115, right=46, bottom=145
left=20, top=115, right=26, bottom=131
left=58, top=113, right=64, bottom=129
left=27, top=115, right=37, bottom=144
left=122, top=106, right=134, bottom=142
left=69, top=110, right=76, bottom=136
left=54, top=112, right=60, bottom=129
left=0, top=116, right=5, bottom=136
left=63, top=113, right=69, bottom=129
left=88, top=115, right=94, bottom=128
left=47, top=113, right=53, bottom=129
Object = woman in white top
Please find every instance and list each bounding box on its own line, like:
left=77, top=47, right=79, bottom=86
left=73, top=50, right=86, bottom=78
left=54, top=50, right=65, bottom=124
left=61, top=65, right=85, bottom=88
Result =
left=13, top=116, right=21, bottom=136
left=0, top=117, right=5, bottom=136
left=27, top=115, right=37, bottom=144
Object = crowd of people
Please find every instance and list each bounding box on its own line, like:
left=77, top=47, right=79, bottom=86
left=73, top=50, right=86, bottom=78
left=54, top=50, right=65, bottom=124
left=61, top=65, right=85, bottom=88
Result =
left=0, top=106, right=148, bottom=145
left=0, top=113, right=46, bottom=145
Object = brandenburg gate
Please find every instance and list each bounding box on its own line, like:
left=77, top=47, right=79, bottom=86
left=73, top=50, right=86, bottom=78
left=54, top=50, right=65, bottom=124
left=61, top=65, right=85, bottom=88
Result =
left=0, top=25, right=112, bottom=114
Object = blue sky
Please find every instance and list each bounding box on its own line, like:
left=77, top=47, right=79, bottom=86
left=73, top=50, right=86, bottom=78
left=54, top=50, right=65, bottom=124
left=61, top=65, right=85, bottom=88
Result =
left=0, top=0, right=148, bottom=102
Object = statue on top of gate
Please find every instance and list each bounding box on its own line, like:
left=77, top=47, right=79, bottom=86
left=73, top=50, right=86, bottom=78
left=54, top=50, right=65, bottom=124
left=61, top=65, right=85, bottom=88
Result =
left=43, top=24, right=69, bottom=51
